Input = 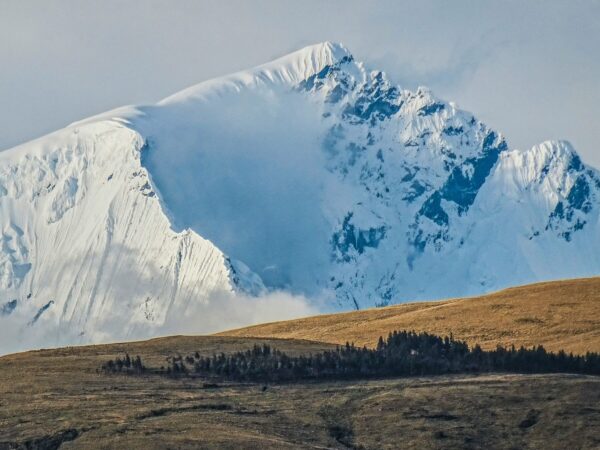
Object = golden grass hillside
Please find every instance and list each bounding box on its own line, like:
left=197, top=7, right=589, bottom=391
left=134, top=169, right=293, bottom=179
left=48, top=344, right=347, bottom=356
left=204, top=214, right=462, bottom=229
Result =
left=220, top=277, right=600, bottom=354
left=1, top=335, right=599, bottom=449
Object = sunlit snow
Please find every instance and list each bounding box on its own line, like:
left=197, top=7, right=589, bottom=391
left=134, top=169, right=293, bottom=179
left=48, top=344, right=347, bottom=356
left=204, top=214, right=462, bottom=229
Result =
left=1, top=42, right=599, bottom=354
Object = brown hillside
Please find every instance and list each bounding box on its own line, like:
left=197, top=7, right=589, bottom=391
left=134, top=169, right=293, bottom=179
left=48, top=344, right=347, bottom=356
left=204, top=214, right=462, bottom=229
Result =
left=1, top=336, right=599, bottom=449
left=220, top=277, right=600, bottom=354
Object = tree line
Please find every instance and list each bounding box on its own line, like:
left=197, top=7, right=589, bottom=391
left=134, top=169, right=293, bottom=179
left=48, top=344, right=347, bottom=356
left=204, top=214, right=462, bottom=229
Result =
left=100, top=331, right=600, bottom=382
left=101, top=353, right=145, bottom=374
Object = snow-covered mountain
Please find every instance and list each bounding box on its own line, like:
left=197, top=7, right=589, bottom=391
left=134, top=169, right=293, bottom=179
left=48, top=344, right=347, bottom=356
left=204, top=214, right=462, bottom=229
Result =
left=2, top=42, right=599, bottom=351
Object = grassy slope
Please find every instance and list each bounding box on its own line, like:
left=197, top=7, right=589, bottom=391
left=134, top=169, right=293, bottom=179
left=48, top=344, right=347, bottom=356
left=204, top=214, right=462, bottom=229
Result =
left=1, top=336, right=599, bottom=449
left=2, top=277, right=600, bottom=448
left=220, top=277, right=600, bottom=354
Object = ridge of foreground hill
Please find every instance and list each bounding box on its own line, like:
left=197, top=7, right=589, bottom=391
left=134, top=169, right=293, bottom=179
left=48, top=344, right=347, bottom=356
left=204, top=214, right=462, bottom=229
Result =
left=220, top=277, right=600, bottom=355
left=1, top=336, right=599, bottom=449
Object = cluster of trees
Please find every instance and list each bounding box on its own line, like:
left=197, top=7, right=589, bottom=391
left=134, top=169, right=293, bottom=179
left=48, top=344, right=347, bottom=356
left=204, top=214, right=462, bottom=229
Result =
left=170, top=331, right=600, bottom=382
left=100, top=331, right=600, bottom=382
left=101, top=353, right=145, bottom=374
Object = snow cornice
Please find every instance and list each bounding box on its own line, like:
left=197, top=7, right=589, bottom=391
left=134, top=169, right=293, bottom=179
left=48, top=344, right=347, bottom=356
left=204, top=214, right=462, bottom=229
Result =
left=158, top=42, right=353, bottom=106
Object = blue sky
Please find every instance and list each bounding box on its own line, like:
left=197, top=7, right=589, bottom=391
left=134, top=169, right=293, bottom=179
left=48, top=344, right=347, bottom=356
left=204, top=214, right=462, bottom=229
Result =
left=1, top=0, right=599, bottom=165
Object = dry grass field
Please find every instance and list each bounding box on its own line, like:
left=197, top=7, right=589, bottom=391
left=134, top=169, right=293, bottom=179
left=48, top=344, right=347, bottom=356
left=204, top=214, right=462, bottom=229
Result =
left=1, top=335, right=599, bottom=449
left=221, top=277, right=600, bottom=354
left=2, top=277, right=600, bottom=449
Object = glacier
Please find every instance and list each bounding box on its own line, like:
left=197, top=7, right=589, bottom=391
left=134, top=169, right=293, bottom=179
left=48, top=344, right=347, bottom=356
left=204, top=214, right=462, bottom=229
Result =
left=1, top=42, right=599, bottom=352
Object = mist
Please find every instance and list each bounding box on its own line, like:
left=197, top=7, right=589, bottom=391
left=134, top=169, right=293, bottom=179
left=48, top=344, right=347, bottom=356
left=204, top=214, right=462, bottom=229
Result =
left=138, top=86, right=333, bottom=295
left=0, top=289, right=319, bottom=356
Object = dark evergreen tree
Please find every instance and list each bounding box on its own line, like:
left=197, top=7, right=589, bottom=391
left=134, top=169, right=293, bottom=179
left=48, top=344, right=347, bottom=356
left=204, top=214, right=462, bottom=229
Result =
left=101, top=331, right=600, bottom=381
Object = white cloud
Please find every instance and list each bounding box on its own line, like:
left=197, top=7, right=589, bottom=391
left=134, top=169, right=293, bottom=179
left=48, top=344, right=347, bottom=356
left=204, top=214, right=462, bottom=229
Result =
left=0, top=289, right=320, bottom=356
left=160, top=289, right=320, bottom=336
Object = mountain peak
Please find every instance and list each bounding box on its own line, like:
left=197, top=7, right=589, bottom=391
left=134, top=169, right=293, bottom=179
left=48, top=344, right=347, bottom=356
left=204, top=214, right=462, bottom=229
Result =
left=158, top=42, right=354, bottom=106
left=523, top=140, right=583, bottom=172
left=3, top=41, right=600, bottom=354
left=534, top=139, right=576, bottom=156
left=306, top=41, right=353, bottom=63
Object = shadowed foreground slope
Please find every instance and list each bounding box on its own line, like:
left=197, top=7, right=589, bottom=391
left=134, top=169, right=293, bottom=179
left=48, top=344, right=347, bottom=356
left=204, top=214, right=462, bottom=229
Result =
left=220, top=277, right=600, bottom=354
left=1, top=336, right=599, bottom=449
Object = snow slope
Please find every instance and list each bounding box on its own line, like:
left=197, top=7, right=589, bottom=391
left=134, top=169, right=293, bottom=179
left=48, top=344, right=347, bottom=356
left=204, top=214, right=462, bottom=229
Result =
left=1, top=42, right=599, bottom=351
